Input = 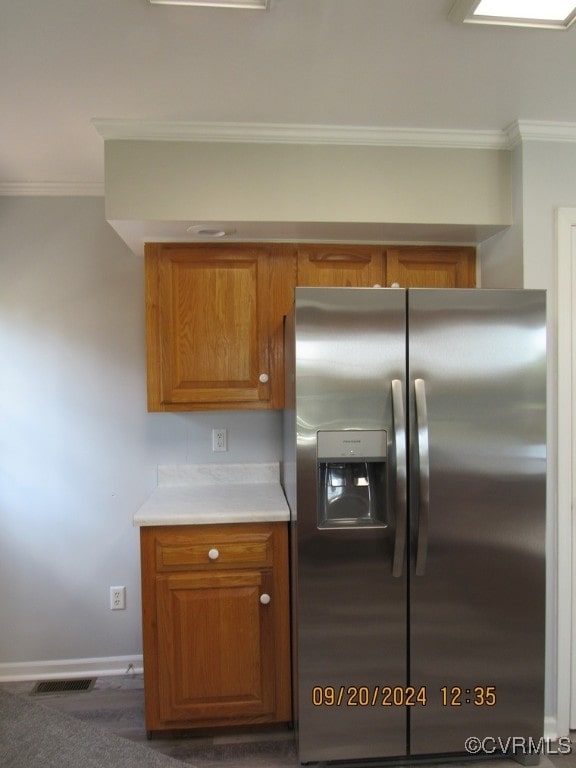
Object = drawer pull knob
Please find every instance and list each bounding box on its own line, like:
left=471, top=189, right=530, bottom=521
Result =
left=208, top=548, right=220, bottom=560
left=259, top=373, right=269, bottom=383
left=260, top=593, right=271, bottom=605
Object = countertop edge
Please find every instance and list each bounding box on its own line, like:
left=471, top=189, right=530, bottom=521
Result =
left=134, top=510, right=290, bottom=527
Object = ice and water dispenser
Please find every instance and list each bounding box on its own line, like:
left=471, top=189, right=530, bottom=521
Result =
left=317, top=430, right=388, bottom=528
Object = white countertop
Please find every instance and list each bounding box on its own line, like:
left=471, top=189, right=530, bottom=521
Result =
left=133, top=463, right=290, bottom=527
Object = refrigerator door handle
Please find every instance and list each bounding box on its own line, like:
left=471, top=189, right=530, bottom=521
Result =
left=391, top=379, right=407, bottom=577
left=414, top=378, right=430, bottom=576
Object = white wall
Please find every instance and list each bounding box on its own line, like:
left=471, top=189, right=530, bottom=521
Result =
left=478, top=143, right=524, bottom=288
left=0, top=196, right=282, bottom=674
left=478, top=139, right=576, bottom=735
left=521, top=141, right=576, bottom=736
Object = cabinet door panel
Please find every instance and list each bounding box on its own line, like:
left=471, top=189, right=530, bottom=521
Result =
left=166, top=261, right=257, bottom=388
left=145, top=243, right=298, bottom=411
left=297, top=245, right=385, bottom=287
left=386, top=247, right=476, bottom=288
left=157, top=247, right=269, bottom=406
left=157, top=570, right=275, bottom=723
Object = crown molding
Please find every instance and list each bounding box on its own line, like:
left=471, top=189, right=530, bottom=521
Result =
left=5, top=121, right=576, bottom=197
left=92, top=118, right=508, bottom=150
left=0, top=181, right=104, bottom=197
left=506, top=120, right=576, bottom=147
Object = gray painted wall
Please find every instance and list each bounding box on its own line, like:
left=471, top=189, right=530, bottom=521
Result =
left=0, top=196, right=281, bottom=668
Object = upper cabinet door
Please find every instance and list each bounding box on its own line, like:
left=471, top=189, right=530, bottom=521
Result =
left=146, top=243, right=293, bottom=411
left=297, top=245, right=386, bottom=287
left=386, top=246, right=476, bottom=288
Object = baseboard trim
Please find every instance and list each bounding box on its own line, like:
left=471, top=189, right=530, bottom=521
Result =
left=0, top=655, right=143, bottom=682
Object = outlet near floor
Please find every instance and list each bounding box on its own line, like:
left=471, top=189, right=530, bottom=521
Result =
left=110, top=586, right=126, bottom=610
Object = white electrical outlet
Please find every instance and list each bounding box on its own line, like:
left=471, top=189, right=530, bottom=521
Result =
left=110, top=586, right=126, bottom=610
left=212, top=428, right=228, bottom=452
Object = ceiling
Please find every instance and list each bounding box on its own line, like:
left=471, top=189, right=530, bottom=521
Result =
left=2, top=0, right=576, bottom=191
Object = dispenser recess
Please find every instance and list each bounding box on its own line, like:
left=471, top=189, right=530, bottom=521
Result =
left=317, top=430, right=387, bottom=529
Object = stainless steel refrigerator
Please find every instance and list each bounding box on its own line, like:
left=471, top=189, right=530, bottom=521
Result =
left=282, top=287, right=546, bottom=764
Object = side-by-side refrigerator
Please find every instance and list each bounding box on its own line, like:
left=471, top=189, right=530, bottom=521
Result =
left=282, top=287, right=546, bottom=764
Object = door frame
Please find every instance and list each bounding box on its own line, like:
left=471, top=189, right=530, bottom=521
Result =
left=556, top=207, right=575, bottom=733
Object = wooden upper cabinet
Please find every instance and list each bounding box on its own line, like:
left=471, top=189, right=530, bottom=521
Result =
left=297, top=245, right=386, bottom=287
left=145, top=242, right=475, bottom=412
left=297, top=245, right=475, bottom=289
left=145, top=243, right=295, bottom=411
left=386, top=246, right=476, bottom=288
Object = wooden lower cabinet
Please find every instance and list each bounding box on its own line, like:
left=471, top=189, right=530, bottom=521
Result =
left=140, top=522, right=291, bottom=733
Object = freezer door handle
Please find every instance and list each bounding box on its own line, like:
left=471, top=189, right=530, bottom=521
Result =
left=414, top=378, right=430, bottom=576
left=391, top=379, right=407, bottom=577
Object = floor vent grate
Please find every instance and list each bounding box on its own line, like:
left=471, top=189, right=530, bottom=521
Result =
left=31, top=679, right=96, bottom=695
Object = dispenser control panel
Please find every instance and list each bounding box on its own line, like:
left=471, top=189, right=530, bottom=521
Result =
left=317, top=430, right=387, bottom=461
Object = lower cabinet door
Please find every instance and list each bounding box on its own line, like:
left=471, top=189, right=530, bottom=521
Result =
left=156, top=568, right=276, bottom=723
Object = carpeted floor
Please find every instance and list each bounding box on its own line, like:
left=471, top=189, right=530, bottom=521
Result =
left=0, top=687, right=187, bottom=768
left=0, top=676, right=297, bottom=767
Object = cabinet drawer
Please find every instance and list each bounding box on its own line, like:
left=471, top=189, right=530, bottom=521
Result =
left=153, top=525, right=275, bottom=572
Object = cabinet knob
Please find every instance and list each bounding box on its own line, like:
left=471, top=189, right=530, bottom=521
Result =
left=208, top=548, right=220, bottom=560
left=259, top=373, right=269, bottom=383
left=260, top=593, right=271, bottom=605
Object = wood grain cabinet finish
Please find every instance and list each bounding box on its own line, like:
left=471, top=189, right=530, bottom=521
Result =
left=386, top=246, right=476, bottom=288
left=145, top=242, right=475, bottom=412
left=296, top=244, right=475, bottom=289
left=140, top=523, right=291, bottom=733
left=145, top=243, right=295, bottom=411
left=297, top=244, right=386, bottom=287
